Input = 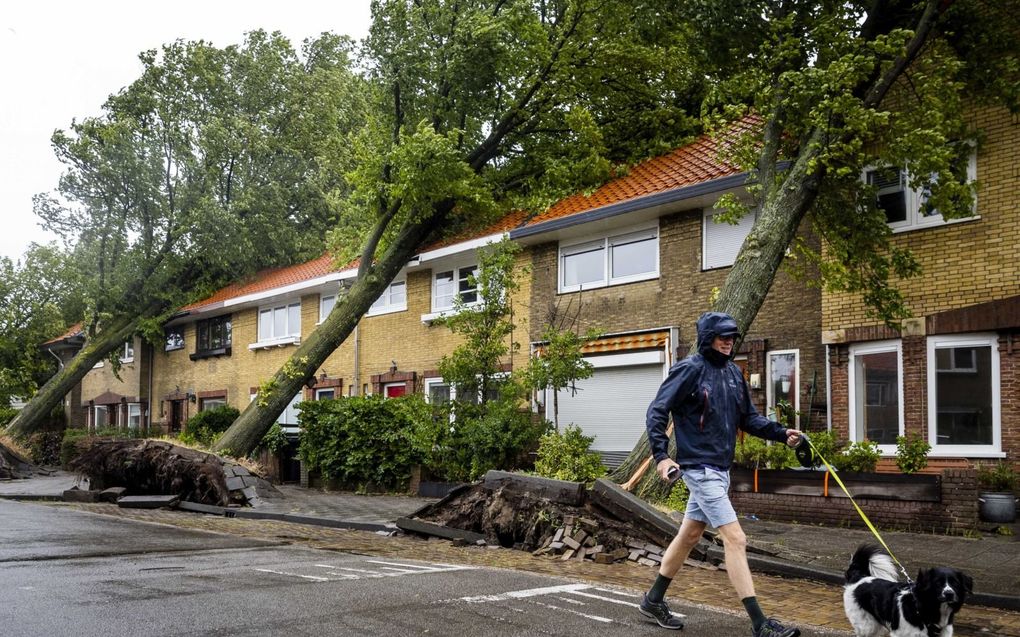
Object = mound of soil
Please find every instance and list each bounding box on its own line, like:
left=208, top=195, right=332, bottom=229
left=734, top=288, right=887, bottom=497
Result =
left=0, top=441, right=36, bottom=479
left=70, top=439, right=236, bottom=506
left=415, top=483, right=665, bottom=555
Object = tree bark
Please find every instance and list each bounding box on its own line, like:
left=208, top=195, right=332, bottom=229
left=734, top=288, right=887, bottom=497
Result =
left=6, top=315, right=141, bottom=438
left=212, top=203, right=454, bottom=457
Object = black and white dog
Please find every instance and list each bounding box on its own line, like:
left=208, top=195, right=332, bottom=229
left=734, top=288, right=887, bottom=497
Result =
left=844, top=545, right=972, bottom=637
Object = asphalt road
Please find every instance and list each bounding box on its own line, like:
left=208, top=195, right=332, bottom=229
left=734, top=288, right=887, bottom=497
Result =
left=0, top=500, right=847, bottom=636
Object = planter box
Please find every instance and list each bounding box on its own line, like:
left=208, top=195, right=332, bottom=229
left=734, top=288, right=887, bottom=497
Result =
left=730, top=468, right=941, bottom=503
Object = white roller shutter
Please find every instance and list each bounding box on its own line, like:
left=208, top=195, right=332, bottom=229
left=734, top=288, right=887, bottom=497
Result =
left=552, top=361, right=665, bottom=457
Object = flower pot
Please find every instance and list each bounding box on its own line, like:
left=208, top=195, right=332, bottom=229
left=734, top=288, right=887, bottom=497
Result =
left=978, top=492, right=1017, bottom=523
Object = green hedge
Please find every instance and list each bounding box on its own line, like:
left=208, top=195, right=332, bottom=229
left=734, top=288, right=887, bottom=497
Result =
left=179, top=406, right=240, bottom=447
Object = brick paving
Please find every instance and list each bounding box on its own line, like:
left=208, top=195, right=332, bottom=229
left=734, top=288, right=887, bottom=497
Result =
left=43, top=502, right=1020, bottom=637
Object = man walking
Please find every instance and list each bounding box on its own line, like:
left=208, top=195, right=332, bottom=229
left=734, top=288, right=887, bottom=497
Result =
left=639, top=312, right=802, bottom=637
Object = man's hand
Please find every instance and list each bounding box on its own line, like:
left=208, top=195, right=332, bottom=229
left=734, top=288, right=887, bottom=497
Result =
left=785, top=429, right=802, bottom=447
left=656, top=458, right=680, bottom=481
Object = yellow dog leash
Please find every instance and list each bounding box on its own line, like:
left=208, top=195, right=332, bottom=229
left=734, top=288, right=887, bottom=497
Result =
left=801, top=434, right=914, bottom=584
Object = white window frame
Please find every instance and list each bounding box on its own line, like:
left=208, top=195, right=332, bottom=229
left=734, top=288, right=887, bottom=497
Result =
left=120, top=340, right=135, bottom=363
left=93, top=405, right=109, bottom=428
left=558, top=222, right=659, bottom=293
left=765, top=349, right=800, bottom=429
left=314, top=388, right=336, bottom=400
left=926, top=333, right=1002, bottom=458
left=250, top=391, right=303, bottom=433
left=201, top=397, right=227, bottom=412
left=319, top=293, right=336, bottom=324
left=367, top=279, right=408, bottom=317
left=864, top=149, right=977, bottom=234
left=127, top=403, right=142, bottom=429
left=702, top=208, right=756, bottom=270
left=424, top=377, right=452, bottom=404
left=251, top=300, right=302, bottom=350
left=431, top=263, right=479, bottom=313
left=848, top=340, right=903, bottom=454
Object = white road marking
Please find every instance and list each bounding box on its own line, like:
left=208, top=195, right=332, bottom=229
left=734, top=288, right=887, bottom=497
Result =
left=459, top=583, right=592, bottom=603
left=259, top=560, right=476, bottom=583
left=555, top=596, right=587, bottom=605
left=568, top=590, right=642, bottom=609
left=254, top=568, right=330, bottom=581
left=527, top=600, right=613, bottom=623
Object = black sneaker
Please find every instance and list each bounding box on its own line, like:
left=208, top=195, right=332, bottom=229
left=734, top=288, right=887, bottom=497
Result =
left=639, top=593, right=685, bottom=630
left=753, top=618, right=800, bottom=637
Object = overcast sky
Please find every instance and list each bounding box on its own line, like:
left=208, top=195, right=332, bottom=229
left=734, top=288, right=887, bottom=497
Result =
left=0, top=1, right=372, bottom=262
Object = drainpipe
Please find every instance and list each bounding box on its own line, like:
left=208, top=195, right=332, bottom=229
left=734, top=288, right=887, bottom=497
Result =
left=147, top=341, right=154, bottom=434
left=352, top=324, right=360, bottom=396
left=825, top=344, right=832, bottom=431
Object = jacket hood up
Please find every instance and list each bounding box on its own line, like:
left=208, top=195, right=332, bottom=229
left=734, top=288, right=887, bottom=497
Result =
left=696, top=312, right=740, bottom=361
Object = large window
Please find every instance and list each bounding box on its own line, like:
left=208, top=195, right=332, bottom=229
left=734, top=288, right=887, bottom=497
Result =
left=200, top=397, right=226, bottom=411
left=368, top=280, right=407, bottom=316
left=424, top=378, right=452, bottom=404
left=433, top=265, right=478, bottom=311
left=193, top=315, right=232, bottom=359
left=927, top=334, right=1000, bottom=456
left=864, top=149, right=976, bottom=233
left=849, top=341, right=902, bottom=449
left=257, top=301, right=301, bottom=344
left=703, top=209, right=755, bottom=270
left=127, top=404, right=142, bottom=429
left=319, top=293, right=336, bottom=323
left=94, top=405, right=109, bottom=428
left=559, top=225, right=658, bottom=293
left=766, top=350, right=799, bottom=427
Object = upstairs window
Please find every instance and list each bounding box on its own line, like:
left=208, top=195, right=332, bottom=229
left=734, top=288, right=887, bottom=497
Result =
left=559, top=224, right=659, bottom=293
left=257, top=301, right=301, bottom=343
left=319, top=293, right=336, bottom=323
left=120, top=340, right=135, bottom=363
left=368, top=279, right=407, bottom=316
left=165, top=327, right=184, bottom=352
left=433, top=266, right=478, bottom=312
left=865, top=149, right=976, bottom=233
left=703, top=209, right=755, bottom=270
left=193, top=315, right=232, bottom=359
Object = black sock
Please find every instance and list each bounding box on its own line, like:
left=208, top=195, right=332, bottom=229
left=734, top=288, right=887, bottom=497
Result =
left=742, top=596, right=766, bottom=631
left=646, top=574, right=672, bottom=603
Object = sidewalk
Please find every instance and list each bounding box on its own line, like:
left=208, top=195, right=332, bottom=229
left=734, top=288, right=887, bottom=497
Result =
left=2, top=472, right=1017, bottom=607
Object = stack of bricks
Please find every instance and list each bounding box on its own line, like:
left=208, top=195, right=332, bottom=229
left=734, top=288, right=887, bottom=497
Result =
left=530, top=514, right=665, bottom=566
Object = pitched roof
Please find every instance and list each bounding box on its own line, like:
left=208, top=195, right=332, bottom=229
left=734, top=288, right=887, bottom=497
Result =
left=522, top=116, right=760, bottom=228
left=44, top=323, right=83, bottom=346
left=183, top=208, right=531, bottom=312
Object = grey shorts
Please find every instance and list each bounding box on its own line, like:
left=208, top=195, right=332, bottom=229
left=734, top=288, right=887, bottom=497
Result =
left=681, top=466, right=738, bottom=528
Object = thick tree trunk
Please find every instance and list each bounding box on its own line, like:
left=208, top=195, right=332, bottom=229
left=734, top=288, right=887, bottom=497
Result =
left=6, top=315, right=140, bottom=438
left=213, top=205, right=454, bottom=457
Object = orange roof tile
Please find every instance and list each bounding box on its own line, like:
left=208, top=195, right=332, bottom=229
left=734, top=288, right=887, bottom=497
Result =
left=536, top=330, right=668, bottom=356
left=525, top=116, right=761, bottom=227
left=44, top=323, right=83, bottom=345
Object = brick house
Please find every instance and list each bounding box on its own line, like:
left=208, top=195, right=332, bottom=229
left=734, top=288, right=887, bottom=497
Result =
left=823, top=105, right=1020, bottom=473
left=510, top=124, right=825, bottom=467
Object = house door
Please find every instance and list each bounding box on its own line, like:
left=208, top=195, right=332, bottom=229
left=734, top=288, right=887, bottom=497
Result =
left=384, top=383, right=407, bottom=398
left=169, top=400, right=185, bottom=434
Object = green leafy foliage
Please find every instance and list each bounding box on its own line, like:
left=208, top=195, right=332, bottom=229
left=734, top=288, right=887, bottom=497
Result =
left=977, top=462, right=1019, bottom=492
left=895, top=433, right=931, bottom=474
left=179, top=406, right=241, bottom=447
left=534, top=425, right=606, bottom=483
left=297, top=394, right=434, bottom=489
left=843, top=440, right=881, bottom=473
left=259, top=423, right=288, bottom=454
left=734, top=434, right=796, bottom=470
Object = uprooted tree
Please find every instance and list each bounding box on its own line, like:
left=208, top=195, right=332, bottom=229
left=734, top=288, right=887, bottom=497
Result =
left=7, top=31, right=367, bottom=437
left=213, top=0, right=706, bottom=456
left=611, top=0, right=1020, bottom=494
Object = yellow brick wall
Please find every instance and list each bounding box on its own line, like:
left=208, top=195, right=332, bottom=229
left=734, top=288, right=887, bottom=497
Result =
left=81, top=336, right=145, bottom=403
left=150, top=250, right=532, bottom=423
left=822, top=106, right=1020, bottom=331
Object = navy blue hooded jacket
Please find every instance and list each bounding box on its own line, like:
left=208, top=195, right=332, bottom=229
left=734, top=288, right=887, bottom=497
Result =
left=646, top=312, right=789, bottom=469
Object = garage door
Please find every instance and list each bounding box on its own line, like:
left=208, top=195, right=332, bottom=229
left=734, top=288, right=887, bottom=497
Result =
left=552, top=361, right=665, bottom=465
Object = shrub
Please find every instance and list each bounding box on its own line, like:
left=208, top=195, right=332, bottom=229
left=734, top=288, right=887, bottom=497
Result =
left=977, top=462, right=1018, bottom=492
left=179, top=406, right=239, bottom=447
left=434, top=399, right=548, bottom=482
left=534, top=425, right=605, bottom=483
left=0, top=406, right=17, bottom=426
left=60, top=428, right=90, bottom=467
left=27, top=431, right=62, bottom=466
left=764, top=439, right=797, bottom=470
left=842, top=440, right=881, bottom=473
left=733, top=435, right=768, bottom=469
left=299, top=394, right=435, bottom=489
left=895, top=433, right=931, bottom=474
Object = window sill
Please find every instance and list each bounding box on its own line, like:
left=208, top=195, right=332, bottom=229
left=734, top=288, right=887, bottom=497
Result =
left=421, top=302, right=482, bottom=325
left=558, top=273, right=658, bottom=295
left=366, top=305, right=408, bottom=318
left=889, top=214, right=979, bottom=234
left=249, top=336, right=301, bottom=351
left=190, top=347, right=232, bottom=361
